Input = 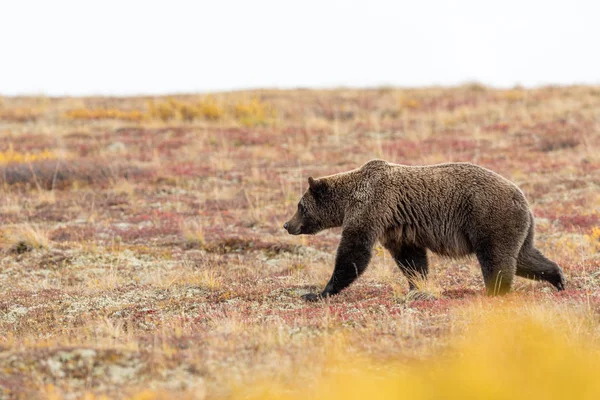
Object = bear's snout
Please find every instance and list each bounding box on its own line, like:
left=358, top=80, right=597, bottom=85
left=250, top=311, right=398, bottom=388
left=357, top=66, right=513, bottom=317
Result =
left=283, top=219, right=302, bottom=235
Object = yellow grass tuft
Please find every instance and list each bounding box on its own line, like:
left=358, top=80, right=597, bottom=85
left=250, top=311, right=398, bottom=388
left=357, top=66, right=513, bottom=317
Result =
left=398, top=95, right=421, bottom=110
left=233, top=97, right=277, bottom=126
left=147, top=99, right=177, bottom=121
left=406, top=271, right=442, bottom=299
left=198, top=96, right=225, bottom=120
left=500, top=89, right=527, bottom=102
left=0, top=145, right=58, bottom=165
left=587, top=226, right=600, bottom=252
left=181, top=219, right=205, bottom=248
left=146, top=97, right=225, bottom=121
left=110, top=179, right=136, bottom=198
left=196, top=269, right=223, bottom=290
left=0, top=223, right=50, bottom=253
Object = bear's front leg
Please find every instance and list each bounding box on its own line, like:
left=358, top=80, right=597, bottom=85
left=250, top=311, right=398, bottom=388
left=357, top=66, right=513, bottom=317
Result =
left=302, top=227, right=376, bottom=301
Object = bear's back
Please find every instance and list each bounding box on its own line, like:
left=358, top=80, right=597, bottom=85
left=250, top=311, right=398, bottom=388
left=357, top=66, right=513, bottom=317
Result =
left=357, top=160, right=529, bottom=256
left=367, top=161, right=523, bottom=202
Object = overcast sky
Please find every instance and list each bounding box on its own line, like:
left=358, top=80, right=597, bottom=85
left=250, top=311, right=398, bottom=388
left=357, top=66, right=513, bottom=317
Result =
left=1, top=0, right=599, bottom=96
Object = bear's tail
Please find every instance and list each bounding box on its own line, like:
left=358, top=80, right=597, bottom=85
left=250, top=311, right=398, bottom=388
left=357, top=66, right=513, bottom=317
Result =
left=515, top=216, right=566, bottom=291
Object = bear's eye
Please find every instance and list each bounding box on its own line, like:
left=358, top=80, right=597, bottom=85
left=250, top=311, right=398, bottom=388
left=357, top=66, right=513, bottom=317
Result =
left=298, top=203, right=305, bottom=215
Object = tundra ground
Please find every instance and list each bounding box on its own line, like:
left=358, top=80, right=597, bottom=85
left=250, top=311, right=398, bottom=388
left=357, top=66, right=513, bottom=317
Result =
left=0, top=86, right=599, bottom=399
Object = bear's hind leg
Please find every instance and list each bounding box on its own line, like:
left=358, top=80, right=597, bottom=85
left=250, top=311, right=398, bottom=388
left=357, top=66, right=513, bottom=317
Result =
left=516, top=225, right=565, bottom=290
left=516, top=248, right=565, bottom=290
left=383, top=240, right=429, bottom=291
left=475, top=241, right=518, bottom=296
left=517, top=226, right=565, bottom=290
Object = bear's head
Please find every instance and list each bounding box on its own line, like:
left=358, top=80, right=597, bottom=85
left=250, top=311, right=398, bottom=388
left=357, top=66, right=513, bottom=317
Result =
left=283, top=177, right=342, bottom=235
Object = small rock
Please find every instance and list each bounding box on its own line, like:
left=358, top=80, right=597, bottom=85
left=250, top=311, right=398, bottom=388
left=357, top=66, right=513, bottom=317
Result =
left=107, top=142, right=126, bottom=153
left=46, top=358, right=65, bottom=378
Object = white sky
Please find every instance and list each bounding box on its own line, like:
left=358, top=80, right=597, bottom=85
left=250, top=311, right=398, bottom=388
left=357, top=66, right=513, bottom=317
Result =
left=1, top=0, right=599, bottom=96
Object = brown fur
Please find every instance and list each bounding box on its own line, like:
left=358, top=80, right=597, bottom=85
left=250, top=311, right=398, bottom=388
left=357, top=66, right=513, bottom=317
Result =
left=284, top=159, right=565, bottom=301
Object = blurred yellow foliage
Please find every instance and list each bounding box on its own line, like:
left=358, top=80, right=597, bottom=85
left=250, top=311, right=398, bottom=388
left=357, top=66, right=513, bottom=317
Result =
left=199, top=96, right=225, bottom=120
left=146, top=97, right=225, bottom=121
left=64, top=108, right=145, bottom=121
left=398, top=96, right=421, bottom=110
left=0, top=145, right=57, bottom=165
left=63, top=97, right=277, bottom=125
left=588, top=226, right=600, bottom=252
left=147, top=99, right=178, bottom=121
left=128, top=390, right=163, bottom=400
left=233, top=97, right=277, bottom=126
left=236, top=304, right=600, bottom=400
left=500, top=89, right=526, bottom=102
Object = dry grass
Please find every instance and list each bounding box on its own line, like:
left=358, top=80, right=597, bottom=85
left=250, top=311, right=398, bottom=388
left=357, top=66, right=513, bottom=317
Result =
left=0, top=86, right=599, bottom=399
left=0, top=223, right=50, bottom=253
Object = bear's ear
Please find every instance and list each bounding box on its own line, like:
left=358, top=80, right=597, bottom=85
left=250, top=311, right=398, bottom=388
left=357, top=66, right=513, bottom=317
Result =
left=308, top=176, right=328, bottom=196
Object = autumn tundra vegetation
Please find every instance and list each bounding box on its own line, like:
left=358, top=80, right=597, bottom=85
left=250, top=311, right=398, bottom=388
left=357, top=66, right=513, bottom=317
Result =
left=0, top=86, right=599, bottom=399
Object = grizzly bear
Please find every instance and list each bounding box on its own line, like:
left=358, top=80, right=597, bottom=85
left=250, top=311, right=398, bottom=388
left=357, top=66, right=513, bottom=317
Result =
left=283, top=160, right=565, bottom=301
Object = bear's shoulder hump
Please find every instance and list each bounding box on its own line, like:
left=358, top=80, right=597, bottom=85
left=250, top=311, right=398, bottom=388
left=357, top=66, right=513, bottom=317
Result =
left=362, top=159, right=389, bottom=170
